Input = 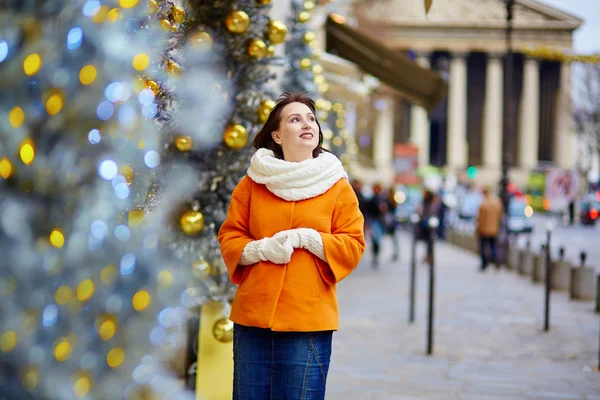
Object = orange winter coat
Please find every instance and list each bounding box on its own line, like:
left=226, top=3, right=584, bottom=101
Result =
left=218, top=175, right=365, bottom=332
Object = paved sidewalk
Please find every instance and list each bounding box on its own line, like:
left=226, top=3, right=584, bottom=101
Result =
left=327, top=231, right=600, bottom=400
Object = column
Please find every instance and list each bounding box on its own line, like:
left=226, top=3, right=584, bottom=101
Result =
left=554, top=62, right=574, bottom=169
left=518, top=57, right=540, bottom=170
left=373, top=94, right=395, bottom=181
left=447, top=52, right=468, bottom=170
left=482, top=53, right=504, bottom=169
left=410, top=52, right=431, bottom=167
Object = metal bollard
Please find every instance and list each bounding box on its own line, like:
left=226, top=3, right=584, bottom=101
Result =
left=520, top=240, right=534, bottom=276
left=426, top=217, right=439, bottom=356
left=544, top=223, right=553, bottom=332
left=570, top=251, right=595, bottom=301
left=551, top=247, right=571, bottom=291
left=533, top=244, right=546, bottom=283
left=409, top=213, right=420, bottom=324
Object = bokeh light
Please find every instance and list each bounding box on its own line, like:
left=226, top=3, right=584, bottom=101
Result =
left=23, top=53, right=42, bottom=75
left=132, top=53, right=149, bottom=71
left=144, top=151, right=160, bottom=168
left=120, top=0, right=139, bottom=8
left=132, top=290, right=150, bottom=311
left=0, top=40, right=8, bottom=63
left=73, top=373, right=92, bottom=397
left=9, top=106, right=24, bottom=128
left=77, top=279, right=95, bottom=302
left=99, top=159, right=118, bottom=180
left=19, top=139, right=35, bottom=165
left=0, top=330, right=17, bottom=352
left=88, top=128, right=101, bottom=144
left=80, top=65, right=97, bottom=85
left=54, top=338, right=72, bottom=362
left=45, top=93, right=64, bottom=116
left=100, top=265, right=117, bottom=285
left=0, top=157, right=13, bottom=179
left=106, top=347, right=124, bottom=368
left=82, top=0, right=101, bottom=17
left=50, top=229, right=65, bottom=248
left=67, top=27, right=83, bottom=50
left=120, top=253, right=136, bottom=275
left=97, top=100, right=114, bottom=120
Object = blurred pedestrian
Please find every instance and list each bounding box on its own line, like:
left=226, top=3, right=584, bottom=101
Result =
left=417, top=189, right=439, bottom=264
left=435, top=192, right=448, bottom=240
left=351, top=178, right=367, bottom=217
left=386, top=187, right=400, bottom=261
left=365, top=183, right=388, bottom=268
left=476, top=186, right=503, bottom=271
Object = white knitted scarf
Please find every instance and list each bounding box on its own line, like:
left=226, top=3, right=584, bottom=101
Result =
left=247, top=148, right=348, bottom=201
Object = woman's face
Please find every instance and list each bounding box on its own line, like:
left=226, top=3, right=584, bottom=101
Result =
left=272, top=102, right=319, bottom=162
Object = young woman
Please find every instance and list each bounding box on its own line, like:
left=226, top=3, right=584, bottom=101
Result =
left=218, top=92, right=365, bottom=400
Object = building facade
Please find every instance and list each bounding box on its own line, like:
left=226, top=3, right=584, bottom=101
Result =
left=355, top=0, right=582, bottom=187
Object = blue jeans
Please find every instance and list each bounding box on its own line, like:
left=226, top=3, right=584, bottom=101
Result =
left=233, top=324, right=333, bottom=400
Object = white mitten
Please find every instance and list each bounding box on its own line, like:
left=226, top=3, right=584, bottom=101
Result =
left=239, top=236, right=294, bottom=265
left=273, top=228, right=327, bottom=262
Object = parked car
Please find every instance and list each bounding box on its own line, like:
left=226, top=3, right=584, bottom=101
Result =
left=579, top=195, right=600, bottom=226
left=507, top=197, right=534, bottom=234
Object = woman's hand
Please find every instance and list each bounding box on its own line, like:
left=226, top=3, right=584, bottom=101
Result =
left=258, top=236, right=294, bottom=264
left=273, top=229, right=327, bottom=262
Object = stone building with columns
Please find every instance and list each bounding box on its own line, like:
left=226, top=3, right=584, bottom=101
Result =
left=353, top=0, right=582, bottom=187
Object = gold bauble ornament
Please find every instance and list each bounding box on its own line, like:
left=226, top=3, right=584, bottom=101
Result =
left=190, top=31, right=212, bottom=50
left=257, top=0, right=271, bottom=4
left=191, top=259, right=212, bottom=280
left=247, top=39, right=267, bottom=59
left=165, top=60, right=181, bottom=75
left=257, top=99, right=276, bottom=123
left=171, top=5, right=186, bottom=24
left=314, top=74, right=325, bottom=85
left=267, top=20, right=287, bottom=45
left=148, top=0, right=158, bottom=13
left=159, top=19, right=171, bottom=31
left=304, top=1, right=315, bottom=10
left=213, top=318, right=234, bottom=343
left=223, top=124, right=248, bottom=149
left=298, top=11, right=310, bottom=23
left=312, top=48, right=322, bottom=59
left=145, top=80, right=160, bottom=95
left=174, top=135, right=192, bottom=151
left=179, top=210, right=205, bottom=236
left=225, top=11, right=250, bottom=33
left=267, top=45, right=275, bottom=57
left=312, top=64, right=323, bottom=74
left=303, top=31, right=315, bottom=44
left=299, top=58, right=311, bottom=69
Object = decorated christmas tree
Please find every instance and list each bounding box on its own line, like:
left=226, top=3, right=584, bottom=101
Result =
left=142, top=0, right=286, bottom=389
left=0, top=0, right=231, bottom=398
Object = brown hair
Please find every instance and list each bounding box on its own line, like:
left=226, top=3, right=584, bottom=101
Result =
left=253, top=92, right=326, bottom=159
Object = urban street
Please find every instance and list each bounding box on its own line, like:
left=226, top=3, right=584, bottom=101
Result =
left=516, top=214, right=600, bottom=271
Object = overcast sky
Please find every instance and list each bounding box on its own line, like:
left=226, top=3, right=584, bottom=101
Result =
left=537, top=0, right=600, bottom=53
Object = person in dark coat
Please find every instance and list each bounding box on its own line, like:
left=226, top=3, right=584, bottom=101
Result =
left=364, top=183, right=388, bottom=268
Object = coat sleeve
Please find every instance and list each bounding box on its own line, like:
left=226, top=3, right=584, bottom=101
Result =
left=317, top=183, right=366, bottom=284
left=217, top=177, right=254, bottom=284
